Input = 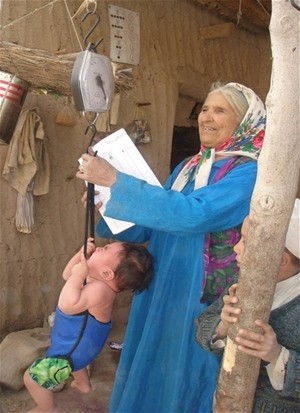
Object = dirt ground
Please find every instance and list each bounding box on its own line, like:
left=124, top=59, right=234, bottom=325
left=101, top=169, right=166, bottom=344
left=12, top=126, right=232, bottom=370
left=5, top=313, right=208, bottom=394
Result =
left=0, top=338, right=121, bottom=413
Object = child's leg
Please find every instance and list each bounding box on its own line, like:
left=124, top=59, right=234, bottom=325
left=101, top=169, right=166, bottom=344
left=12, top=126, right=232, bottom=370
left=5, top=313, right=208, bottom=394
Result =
left=71, top=367, right=91, bottom=393
left=23, top=369, right=58, bottom=413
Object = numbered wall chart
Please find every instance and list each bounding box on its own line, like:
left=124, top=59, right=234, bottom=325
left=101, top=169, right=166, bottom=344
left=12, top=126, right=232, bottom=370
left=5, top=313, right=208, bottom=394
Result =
left=108, top=4, right=140, bottom=65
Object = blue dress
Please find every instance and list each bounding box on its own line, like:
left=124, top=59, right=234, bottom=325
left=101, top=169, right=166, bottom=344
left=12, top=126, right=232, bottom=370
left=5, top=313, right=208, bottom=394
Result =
left=96, top=158, right=257, bottom=413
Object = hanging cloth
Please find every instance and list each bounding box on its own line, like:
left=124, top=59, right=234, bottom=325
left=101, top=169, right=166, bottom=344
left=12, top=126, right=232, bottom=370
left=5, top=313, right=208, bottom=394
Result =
left=2, top=108, right=50, bottom=233
left=2, top=108, right=50, bottom=195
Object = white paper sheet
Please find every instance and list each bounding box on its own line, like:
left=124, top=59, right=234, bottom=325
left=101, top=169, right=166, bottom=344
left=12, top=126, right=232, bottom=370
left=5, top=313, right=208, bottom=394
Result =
left=80, top=128, right=161, bottom=234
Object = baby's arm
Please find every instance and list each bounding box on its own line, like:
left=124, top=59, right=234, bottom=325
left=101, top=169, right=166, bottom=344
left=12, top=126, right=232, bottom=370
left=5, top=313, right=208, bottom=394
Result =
left=62, top=238, right=95, bottom=280
left=58, top=252, right=89, bottom=313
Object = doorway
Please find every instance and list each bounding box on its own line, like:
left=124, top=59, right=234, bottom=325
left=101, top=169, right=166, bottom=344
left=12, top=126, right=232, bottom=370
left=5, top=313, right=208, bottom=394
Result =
left=170, top=126, right=199, bottom=172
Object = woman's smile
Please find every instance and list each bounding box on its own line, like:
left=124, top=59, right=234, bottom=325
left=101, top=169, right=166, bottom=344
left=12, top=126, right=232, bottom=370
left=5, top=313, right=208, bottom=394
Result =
left=198, top=92, right=239, bottom=148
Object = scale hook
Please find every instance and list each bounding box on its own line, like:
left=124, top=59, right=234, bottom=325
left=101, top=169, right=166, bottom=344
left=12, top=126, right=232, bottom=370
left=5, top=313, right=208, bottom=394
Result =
left=82, top=9, right=103, bottom=52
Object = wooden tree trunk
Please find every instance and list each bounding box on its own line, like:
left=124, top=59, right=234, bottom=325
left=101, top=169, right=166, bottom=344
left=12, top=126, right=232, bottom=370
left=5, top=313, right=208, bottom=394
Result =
left=214, top=1, right=300, bottom=412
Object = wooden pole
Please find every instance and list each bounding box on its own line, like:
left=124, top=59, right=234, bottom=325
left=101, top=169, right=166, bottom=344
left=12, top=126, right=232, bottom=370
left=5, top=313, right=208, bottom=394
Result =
left=214, top=1, right=300, bottom=412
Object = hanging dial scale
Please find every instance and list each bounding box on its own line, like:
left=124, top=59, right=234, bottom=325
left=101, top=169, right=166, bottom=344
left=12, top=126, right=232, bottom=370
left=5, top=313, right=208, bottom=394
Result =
left=71, top=7, right=114, bottom=113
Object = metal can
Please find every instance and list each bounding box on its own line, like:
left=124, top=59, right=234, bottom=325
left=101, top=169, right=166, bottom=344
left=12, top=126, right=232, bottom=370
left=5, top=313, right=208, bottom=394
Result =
left=0, top=71, right=30, bottom=144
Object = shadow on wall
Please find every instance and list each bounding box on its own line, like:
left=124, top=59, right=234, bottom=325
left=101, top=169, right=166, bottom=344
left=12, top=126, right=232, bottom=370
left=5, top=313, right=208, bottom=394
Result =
left=170, top=126, right=199, bottom=172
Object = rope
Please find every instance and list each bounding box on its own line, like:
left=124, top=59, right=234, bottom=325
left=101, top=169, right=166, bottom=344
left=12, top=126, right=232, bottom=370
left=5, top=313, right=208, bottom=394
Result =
left=1, top=0, right=84, bottom=52
left=237, top=0, right=243, bottom=26
left=255, top=0, right=271, bottom=17
left=1, top=0, right=61, bottom=30
left=72, top=0, right=97, bottom=19
left=63, top=0, right=84, bottom=52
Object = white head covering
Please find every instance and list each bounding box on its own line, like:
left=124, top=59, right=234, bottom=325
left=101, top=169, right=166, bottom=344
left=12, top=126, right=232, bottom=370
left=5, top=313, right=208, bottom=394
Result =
left=285, top=198, right=300, bottom=259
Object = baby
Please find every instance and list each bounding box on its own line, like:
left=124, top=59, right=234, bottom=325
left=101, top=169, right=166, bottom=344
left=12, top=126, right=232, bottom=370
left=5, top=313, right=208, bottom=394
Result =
left=24, top=238, right=153, bottom=413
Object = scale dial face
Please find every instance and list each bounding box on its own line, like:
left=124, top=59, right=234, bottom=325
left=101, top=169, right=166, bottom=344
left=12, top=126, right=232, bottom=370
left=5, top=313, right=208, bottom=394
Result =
left=71, top=51, right=114, bottom=113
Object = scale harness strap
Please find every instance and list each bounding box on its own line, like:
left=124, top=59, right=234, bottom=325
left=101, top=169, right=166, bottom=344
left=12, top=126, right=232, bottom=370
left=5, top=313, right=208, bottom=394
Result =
left=60, top=311, right=89, bottom=371
left=84, top=180, right=95, bottom=260
left=55, top=128, right=97, bottom=369
left=83, top=123, right=98, bottom=261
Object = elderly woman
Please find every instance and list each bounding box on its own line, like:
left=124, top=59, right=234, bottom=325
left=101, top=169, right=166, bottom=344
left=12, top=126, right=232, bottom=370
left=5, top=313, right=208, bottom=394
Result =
left=76, top=82, right=266, bottom=413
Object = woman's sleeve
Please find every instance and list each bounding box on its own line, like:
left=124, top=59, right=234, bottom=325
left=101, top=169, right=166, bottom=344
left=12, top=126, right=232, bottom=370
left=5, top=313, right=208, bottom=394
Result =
left=104, top=161, right=257, bottom=236
left=195, top=277, right=237, bottom=354
left=96, top=216, right=152, bottom=243
left=194, top=298, right=224, bottom=355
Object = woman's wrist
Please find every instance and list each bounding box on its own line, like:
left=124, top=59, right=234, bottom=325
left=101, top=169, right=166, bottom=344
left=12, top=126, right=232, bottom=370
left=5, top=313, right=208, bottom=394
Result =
left=108, top=169, right=117, bottom=186
left=101, top=162, right=117, bottom=187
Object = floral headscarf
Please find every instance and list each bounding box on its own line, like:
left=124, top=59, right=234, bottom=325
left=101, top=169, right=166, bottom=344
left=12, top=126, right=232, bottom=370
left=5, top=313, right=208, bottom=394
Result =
left=172, top=82, right=266, bottom=191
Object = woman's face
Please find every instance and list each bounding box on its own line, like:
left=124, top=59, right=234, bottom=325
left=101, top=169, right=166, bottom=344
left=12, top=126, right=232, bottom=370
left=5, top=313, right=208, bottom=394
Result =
left=198, top=92, right=240, bottom=148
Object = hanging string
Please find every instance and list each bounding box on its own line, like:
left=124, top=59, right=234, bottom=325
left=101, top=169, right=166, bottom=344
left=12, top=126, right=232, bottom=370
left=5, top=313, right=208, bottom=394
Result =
left=255, top=0, right=271, bottom=17
left=63, top=0, right=84, bottom=52
left=72, top=0, right=97, bottom=19
left=63, top=0, right=99, bottom=53
left=1, top=0, right=61, bottom=30
left=2, top=0, right=85, bottom=53
left=237, top=0, right=243, bottom=26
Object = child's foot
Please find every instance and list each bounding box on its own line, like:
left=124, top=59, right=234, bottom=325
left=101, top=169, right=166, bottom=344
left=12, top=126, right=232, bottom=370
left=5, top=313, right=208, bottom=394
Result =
left=71, top=379, right=91, bottom=394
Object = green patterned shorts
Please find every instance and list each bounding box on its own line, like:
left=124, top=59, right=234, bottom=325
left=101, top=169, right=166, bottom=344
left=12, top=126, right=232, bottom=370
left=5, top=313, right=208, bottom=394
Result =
left=29, top=357, right=72, bottom=390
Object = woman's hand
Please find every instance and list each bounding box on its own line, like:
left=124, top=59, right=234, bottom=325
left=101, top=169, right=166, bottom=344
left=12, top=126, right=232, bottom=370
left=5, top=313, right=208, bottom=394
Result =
left=236, top=320, right=282, bottom=364
left=81, top=190, right=102, bottom=213
left=217, top=284, right=241, bottom=339
left=76, top=150, right=117, bottom=187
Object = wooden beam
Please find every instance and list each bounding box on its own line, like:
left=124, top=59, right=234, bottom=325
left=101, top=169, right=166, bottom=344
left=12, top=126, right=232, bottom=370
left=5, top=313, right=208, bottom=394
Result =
left=199, top=22, right=235, bottom=39
left=191, top=0, right=269, bottom=34
left=0, top=41, right=133, bottom=96
left=240, top=0, right=271, bottom=27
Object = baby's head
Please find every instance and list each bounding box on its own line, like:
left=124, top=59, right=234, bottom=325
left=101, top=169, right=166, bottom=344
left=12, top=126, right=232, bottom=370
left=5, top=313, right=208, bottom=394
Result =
left=114, top=243, right=154, bottom=293
left=88, top=242, right=153, bottom=292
